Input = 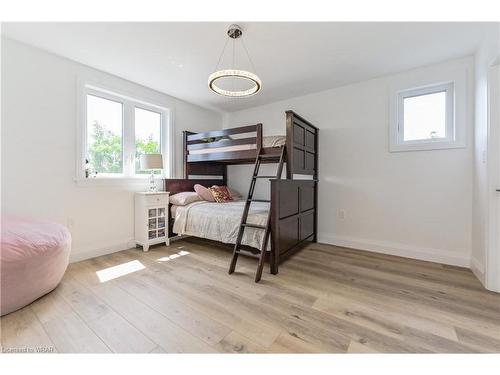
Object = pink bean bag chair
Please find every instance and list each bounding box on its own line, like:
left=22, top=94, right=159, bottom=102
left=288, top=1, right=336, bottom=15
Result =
left=1, top=215, right=71, bottom=316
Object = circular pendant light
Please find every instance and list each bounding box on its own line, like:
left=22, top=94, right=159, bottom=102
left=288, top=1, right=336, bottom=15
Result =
left=208, top=24, right=262, bottom=98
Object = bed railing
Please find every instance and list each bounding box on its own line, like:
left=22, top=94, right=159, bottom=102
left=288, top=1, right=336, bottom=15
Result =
left=186, top=123, right=263, bottom=145
left=183, top=123, right=264, bottom=178
left=184, top=123, right=263, bottom=162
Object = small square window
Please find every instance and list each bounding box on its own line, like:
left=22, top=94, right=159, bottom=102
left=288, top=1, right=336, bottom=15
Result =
left=390, top=82, right=458, bottom=152
left=403, top=90, right=446, bottom=141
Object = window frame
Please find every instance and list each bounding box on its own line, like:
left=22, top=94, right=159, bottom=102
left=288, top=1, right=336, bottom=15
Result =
left=76, top=79, right=173, bottom=185
left=84, top=89, right=126, bottom=178
left=388, top=61, right=468, bottom=154
left=133, top=104, right=164, bottom=176
left=397, top=82, right=454, bottom=146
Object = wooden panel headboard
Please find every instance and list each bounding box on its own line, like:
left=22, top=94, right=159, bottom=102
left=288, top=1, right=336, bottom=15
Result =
left=285, top=111, right=319, bottom=178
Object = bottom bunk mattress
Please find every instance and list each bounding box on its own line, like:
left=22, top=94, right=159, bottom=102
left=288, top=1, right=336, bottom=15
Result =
left=172, top=200, right=270, bottom=250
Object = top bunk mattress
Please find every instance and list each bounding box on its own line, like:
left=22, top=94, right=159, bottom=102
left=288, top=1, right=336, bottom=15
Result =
left=189, top=135, right=285, bottom=155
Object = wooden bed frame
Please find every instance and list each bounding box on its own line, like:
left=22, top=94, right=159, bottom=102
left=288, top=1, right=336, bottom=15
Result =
left=164, top=110, right=319, bottom=274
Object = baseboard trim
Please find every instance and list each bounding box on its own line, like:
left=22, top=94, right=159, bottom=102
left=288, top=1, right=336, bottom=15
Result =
left=470, top=257, right=486, bottom=284
left=69, top=238, right=136, bottom=263
left=318, top=233, right=470, bottom=268
left=70, top=234, right=471, bottom=269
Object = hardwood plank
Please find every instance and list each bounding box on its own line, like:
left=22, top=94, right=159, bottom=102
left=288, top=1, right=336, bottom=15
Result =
left=215, top=331, right=267, bottom=353
left=308, top=243, right=454, bottom=271
left=42, top=311, right=111, bottom=353
left=3, top=238, right=499, bottom=353
left=0, top=307, right=56, bottom=353
left=282, top=256, right=500, bottom=325
left=308, top=297, right=474, bottom=352
left=67, top=261, right=217, bottom=353
left=113, top=251, right=282, bottom=348
left=296, top=247, right=498, bottom=302
left=267, top=332, right=329, bottom=353
left=30, top=287, right=74, bottom=324
left=58, top=275, right=157, bottom=353
left=149, top=345, right=167, bottom=353
left=276, top=262, right=500, bottom=340
left=121, top=248, right=350, bottom=352
left=306, top=244, right=484, bottom=287
left=259, top=294, right=432, bottom=353
left=347, top=340, right=380, bottom=353
left=136, top=246, right=318, bottom=308
left=455, top=327, right=500, bottom=353
left=313, top=293, right=458, bottom=341
left=27, top=277, right=110, bottom=354
left=112, top=274, right=231, bottom=346
left=92, top=251, right=234, bottom=346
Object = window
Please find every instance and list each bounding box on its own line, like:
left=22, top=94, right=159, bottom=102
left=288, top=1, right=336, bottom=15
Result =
left=86, top=95, right=124, bottom=175
left=77, top=82, right=171, bottom=182
left=402, top=89, right=447, bottom=142
left=135, top=107, right=162, bottom=175
left=390, top=82, right=462, bottom=152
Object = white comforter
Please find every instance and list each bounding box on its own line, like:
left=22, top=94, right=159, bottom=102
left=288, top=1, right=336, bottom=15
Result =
left=172, top=200, right=270, bottom=250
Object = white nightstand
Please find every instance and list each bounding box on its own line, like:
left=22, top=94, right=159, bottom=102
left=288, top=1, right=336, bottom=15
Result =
left=134, top=191, right=170, bottom=251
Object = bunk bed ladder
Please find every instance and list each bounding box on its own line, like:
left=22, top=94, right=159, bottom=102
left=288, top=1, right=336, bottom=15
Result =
left=228, top=147, right=286, bottom=282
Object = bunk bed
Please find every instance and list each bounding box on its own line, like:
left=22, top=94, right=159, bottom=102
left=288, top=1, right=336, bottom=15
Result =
left=164, top=110, right=319, bottom=276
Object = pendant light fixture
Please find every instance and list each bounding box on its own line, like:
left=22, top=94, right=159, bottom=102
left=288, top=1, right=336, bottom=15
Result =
left=208, top=24, right=261, bottom=98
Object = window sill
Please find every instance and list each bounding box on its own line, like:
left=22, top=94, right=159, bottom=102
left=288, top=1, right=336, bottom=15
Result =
left=74, top=176, right=163, bottom=187
left=389, top=140, right=466, bottom=153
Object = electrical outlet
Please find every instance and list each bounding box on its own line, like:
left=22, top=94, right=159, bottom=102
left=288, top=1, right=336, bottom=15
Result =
left=338, top=209, right=346, bottom=220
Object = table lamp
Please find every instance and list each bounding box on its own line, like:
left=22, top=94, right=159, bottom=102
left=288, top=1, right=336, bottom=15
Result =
left=139, top=154, right=163, bottom=192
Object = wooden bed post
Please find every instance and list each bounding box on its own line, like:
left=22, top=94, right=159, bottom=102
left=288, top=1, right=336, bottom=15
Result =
left=183, top=131, right=190, bottom=179
left=313, top=127, right=319, bottom=243
left=270, top=179, right=279, bottom=275
left=256, top=123, right=263, bottom=154
left=285, top=112, right=294, bottom=179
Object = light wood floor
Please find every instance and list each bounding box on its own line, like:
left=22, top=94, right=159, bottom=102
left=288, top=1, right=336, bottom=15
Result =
left=2, top=238, right=500, bottom=353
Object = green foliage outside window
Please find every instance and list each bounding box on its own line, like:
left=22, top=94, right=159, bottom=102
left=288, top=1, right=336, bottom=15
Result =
left=87, top=121, right=160, bottom=175
left=135, top=135, right=161, bottom=175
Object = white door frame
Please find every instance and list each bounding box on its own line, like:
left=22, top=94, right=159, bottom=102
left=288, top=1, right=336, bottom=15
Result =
left=486, top=62, right=500, bottom=292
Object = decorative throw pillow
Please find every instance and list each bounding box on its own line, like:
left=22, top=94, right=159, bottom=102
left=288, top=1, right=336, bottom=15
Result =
left=208, top=186, right=233, bottom=203
left=194, top=184, right=215, bottom=202
left=169, top=192, right=202, bottom=206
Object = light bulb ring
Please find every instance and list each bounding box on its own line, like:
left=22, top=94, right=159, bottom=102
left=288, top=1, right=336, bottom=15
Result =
left=208, top=69, right=262, bottom=98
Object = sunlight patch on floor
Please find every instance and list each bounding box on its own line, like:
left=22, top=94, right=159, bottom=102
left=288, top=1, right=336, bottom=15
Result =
left=96, top=260, right=146, bottom=282
left=156, top=250, right=190, bottom=262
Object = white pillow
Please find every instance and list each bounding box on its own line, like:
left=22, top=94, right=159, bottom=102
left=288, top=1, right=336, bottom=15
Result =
left=227, top=187, right=243, bottom=200
left=169, top=191, right=203, bottom=206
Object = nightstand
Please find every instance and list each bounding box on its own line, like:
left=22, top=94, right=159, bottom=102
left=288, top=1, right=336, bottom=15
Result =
left=134, top=191, right=170, bottom=251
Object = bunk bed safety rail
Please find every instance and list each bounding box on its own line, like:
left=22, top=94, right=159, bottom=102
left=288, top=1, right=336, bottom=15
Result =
left=185, top=124, right=263, bottom=153
left=184, top=123, right=265, bottom=165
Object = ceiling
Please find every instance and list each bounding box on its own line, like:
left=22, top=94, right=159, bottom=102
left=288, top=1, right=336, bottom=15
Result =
left=2, top=22, right=495, bottom=113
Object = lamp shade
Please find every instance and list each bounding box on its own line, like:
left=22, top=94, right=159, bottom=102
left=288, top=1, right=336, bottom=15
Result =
left=139, top=154, right=163, bottom=170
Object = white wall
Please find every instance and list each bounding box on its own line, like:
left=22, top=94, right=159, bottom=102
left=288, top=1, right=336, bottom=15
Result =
left=472, top=24, right=500, bottom=289
left=1, top=38, right=222, bottom=262
left=224, top=57, right=475, bottom=267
